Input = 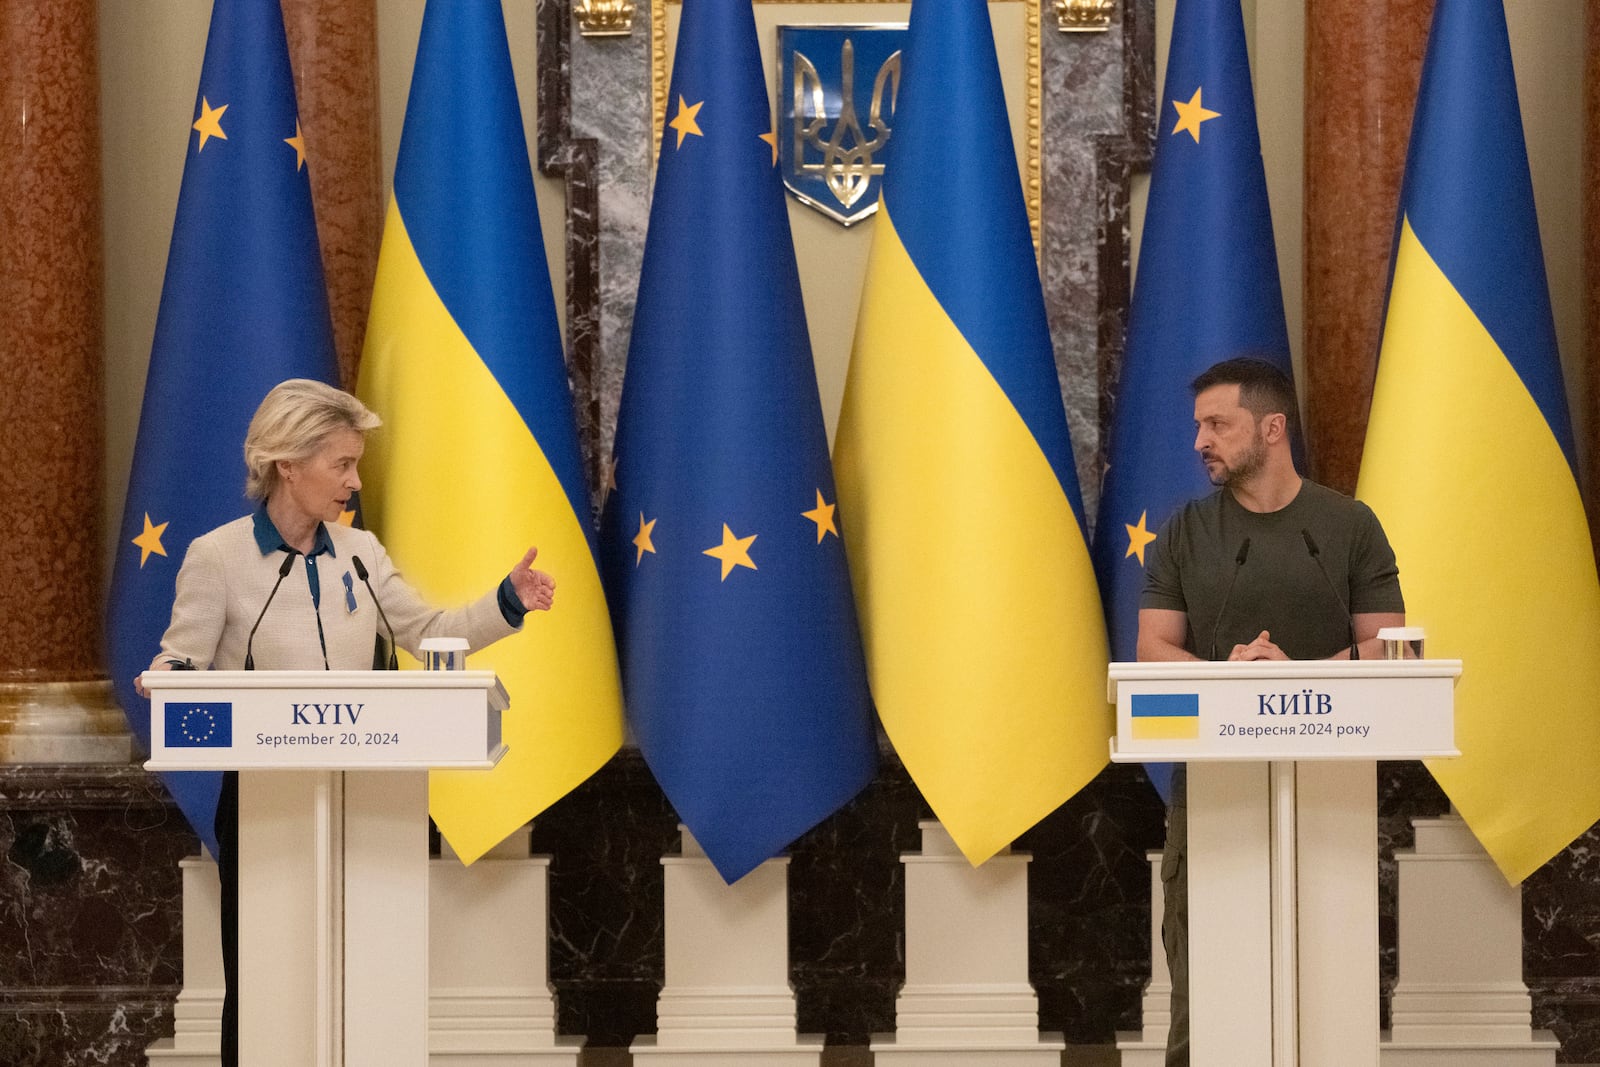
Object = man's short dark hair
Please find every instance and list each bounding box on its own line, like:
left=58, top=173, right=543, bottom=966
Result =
left=1191, top=357, right=1300, bottom=439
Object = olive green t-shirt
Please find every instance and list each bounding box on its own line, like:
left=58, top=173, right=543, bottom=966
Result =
left=1141, top=480, right=1405, bottom=661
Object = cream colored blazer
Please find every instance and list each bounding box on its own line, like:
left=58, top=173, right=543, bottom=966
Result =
left=154, top=516, right=517, bottom=671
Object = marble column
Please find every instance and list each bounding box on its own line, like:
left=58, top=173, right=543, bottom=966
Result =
left=1302, top=0, right=1433, bottom=491
left=0, top=766, right=193, bottom=1064
left=570, top=0, right=651, bottom=470
left=280, top=0, right=384, bottom=392
left=0, top=0, right=128, bottom=763
left=1042, top=1, right=1135, bottom=520
left=537, top=0, right=606, bottom=494
left=1093, top=0, right=1155, bottom=471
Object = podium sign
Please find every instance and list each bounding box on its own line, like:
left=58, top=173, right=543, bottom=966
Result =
left=143, top=669, right=507, bottom=771
left=141, top=668, right=511, bottom=1066
left=1106, top=659, right=1461, bottom=1067
left=1108, top=659, right=1460, bottom=762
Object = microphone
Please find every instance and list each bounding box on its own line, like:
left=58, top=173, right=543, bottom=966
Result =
left=351, top=555, right=398, bottom=671
left=1207, top=537, right=1251, bottom=661
left=1301, top=529, right=1358, bottom=660
left=244, top=550, right=298, bottom=670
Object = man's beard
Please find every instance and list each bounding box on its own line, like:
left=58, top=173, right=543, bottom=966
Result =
left=1208, top=429, right=1268, bottom=487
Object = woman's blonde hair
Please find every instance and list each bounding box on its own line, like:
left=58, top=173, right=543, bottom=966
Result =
left=243, top=379, right=381, bottom=501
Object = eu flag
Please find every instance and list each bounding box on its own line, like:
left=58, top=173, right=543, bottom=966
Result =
left=1090, top=0, right=1294, bottom=796
left=1357, top=0, right=1600, bottom=883
left=599, top=0, right=878, bottom=883
left=165, top=704, right=234, bottom=750
left=105, top=0, right=340, bottom=855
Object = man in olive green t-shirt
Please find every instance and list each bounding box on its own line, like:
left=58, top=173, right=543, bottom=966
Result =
left=1137, top=357, right=1405, bottom=1066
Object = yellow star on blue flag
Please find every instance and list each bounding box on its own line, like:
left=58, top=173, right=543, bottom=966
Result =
left=1124, top=510, right=1157, bottom=565
left=668, top=95, right=704, bottom=148
left=1171, top=87, right=1220, bottom=142
left=131, top=513, right=169, bottom=567
left=633, top=514, right=657, bottom=564
left=193, top=96, right=228, bottom=150
left=703, top=524, right=758, bottom=581
left=802, top=490, right=838, bottom=543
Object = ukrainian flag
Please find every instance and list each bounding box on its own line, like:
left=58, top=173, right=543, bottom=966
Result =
left=357, top=0, right=623, bottom=864
left=1357, top=0, right=1600, bottom=883
left=833, top=0, right=1111, bottom=866
left=1130, top=695, right=1201, bottom=742
left=105, top=0, right=341, bottom=856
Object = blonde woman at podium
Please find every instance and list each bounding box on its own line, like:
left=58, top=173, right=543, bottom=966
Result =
left=1135, top=358, right=1406, bottom=1067
left=133, top=378, right=555, bottom=1067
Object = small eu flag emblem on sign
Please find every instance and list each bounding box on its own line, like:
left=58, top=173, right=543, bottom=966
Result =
left=1130, top=693, right=1200, bottom=740
left=165, top=703, right=233, bottom=748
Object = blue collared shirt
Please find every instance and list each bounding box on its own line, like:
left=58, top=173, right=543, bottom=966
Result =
left=252, top=506, right=336, bottom=606
left=253, top=506, right=339, bottom=666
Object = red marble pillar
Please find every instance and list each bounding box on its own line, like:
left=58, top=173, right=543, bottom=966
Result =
left=0, top=0, right=127, bottom=758
left=280, top=0, right=384, bottom=392
left=1303, top=0, right=1434, bottom=493
left=0, top=5, right=104, bottom=666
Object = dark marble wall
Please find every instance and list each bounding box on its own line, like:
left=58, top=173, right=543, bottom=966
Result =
left=537, top=756, right=1600, bottom=1059
left=8, top=758, right=1600, bottom=1062
left=529, top=748, right=1169, bottom=1048
left=1525, top=806, right=1600, bottom=1056
left=1378, top=763, right=1600, bottom=1058
left=0, top=767, right=191, bottom=1067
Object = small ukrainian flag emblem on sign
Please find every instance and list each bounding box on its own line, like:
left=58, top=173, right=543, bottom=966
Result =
left=1131, top=693, right=1200, bottom=740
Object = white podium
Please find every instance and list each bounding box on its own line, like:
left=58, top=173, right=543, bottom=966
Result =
left=144, top=669, right=508, bottom=1067
left=1109, top=660, right=1459, bottom=1067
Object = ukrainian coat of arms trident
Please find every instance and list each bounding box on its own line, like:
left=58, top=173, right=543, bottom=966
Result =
left=779, top=26, right=907, bottom=226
